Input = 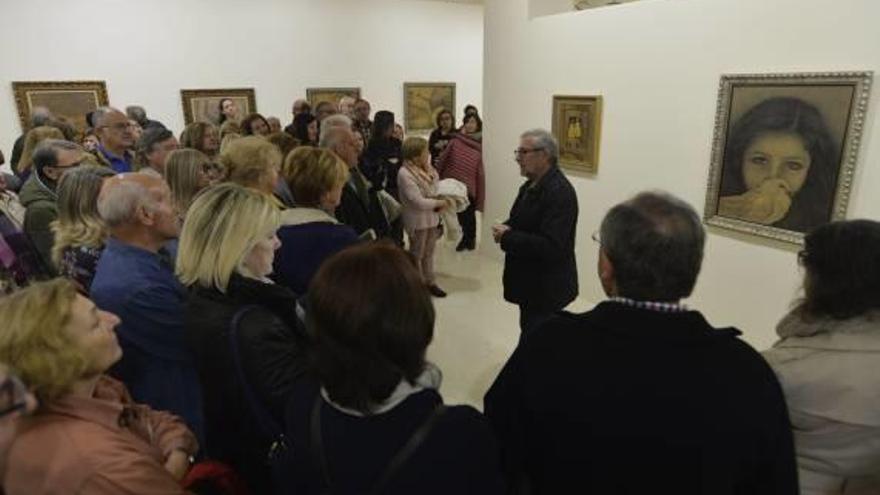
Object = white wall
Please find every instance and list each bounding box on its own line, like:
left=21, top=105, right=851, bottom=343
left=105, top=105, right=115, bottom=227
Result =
left=0, top=0, right=484, bottom=157
left=483, top=0, right=880, bottom=349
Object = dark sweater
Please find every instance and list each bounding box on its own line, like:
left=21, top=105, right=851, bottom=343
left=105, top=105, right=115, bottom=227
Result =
left=484, top=302, right=799, bottom=495
left=282, top=379, right=505, bottom=494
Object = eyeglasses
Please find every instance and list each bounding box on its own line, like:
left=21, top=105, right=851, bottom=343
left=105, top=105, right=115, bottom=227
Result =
left=514, top=147, right=544, bottom=158
left=51, top=158, right=85, bottom=171
left=0, top=373, right=32, bottom=419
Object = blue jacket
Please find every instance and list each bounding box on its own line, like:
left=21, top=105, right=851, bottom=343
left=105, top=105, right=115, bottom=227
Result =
left=90, top=238, right=204, bottom=441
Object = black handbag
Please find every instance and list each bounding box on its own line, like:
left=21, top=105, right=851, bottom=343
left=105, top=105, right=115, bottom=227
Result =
left=228, top=305, right=291, bottom=494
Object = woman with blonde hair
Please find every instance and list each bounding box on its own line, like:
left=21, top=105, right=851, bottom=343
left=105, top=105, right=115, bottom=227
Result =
left=178, top=183, right=309, bottom=494
left=14, top=125, right=66, bottom=177
left=51, top=165, right=116, bottom=292
left=398, top=136, right=449, bottom=297
left=218, top=135, right=283, bottom=205
left=164, top=148, right=212, bottom=219
left=180, top=121, right=220, bottom=160
left=0, top=279, right=198, bottom=493
left=273, top=147, right=358, bottom=294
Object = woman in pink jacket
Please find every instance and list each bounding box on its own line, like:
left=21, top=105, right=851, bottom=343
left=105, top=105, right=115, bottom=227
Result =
left=436, top=113, right=484, bottom=251
left=398, top=137, right=449, bottom=298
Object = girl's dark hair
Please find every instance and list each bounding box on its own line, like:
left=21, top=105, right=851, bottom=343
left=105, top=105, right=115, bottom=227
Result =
left=291, top=113, right=317, bottom=145
left=719, top=97, right=839, bottom=233
left=217, top=98, right=234, bottom=125
left=308, top=240, right=434, bottom=414
left=239, top=113, right=269, bottom=136
left=463, top=113, right=482, bottom=132
left=435, top=109, right=454, bottom=129
left=800, top=219, right=880, bottom=319
left=464, top=104, right=478, bottom=116
left=369, top=111, right=395, bottom=148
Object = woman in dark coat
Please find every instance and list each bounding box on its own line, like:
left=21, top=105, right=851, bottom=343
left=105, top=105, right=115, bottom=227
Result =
left=177, top=183, right=309, bottom=495
left=281, top=241, right=505, bottom=494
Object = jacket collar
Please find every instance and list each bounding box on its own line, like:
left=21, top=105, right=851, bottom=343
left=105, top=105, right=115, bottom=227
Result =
left=280, top=207, right=339, bottom=226
left=38, top=376, right=133, bottom=433
left=775, top=308, right=880, bottom=351
left=583, top=300, right=741, bottom=342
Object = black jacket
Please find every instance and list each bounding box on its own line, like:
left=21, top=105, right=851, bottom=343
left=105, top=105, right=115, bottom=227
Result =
left=335, top=165, right=390, bottom=238
left=484, top=302, right=799, bottom=495
left=501, top=166, right=578, bottom=311
left=184, top=273, right=309, bottom=494
left=363, top=137, right=402, bottom=199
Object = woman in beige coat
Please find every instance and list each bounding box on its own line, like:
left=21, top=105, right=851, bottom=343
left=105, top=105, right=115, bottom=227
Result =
left=764, top=219, right=880, bottom=495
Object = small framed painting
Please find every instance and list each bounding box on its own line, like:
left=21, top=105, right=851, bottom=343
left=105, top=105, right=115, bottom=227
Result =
left=552, top=95, right=603, bottom=174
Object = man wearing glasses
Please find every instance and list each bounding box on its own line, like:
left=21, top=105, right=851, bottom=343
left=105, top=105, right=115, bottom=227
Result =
left=93, top=107, right=136, bottom=173
left=492, top=128, right=578, bottom=338
left=20, top=140, right=85, bottom=273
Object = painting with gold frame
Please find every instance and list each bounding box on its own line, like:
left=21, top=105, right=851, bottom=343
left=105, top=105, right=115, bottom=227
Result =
left=12, top=80, right=109, bottom=135
left=306, top=87, right=361, bottom=110
left=404, top=82, right=456, bottom=133
left=552, top=95, right=602, bottom=173
left=180, top=88, right=257, bottom=125
left=703, top=71, right=872, bottom=245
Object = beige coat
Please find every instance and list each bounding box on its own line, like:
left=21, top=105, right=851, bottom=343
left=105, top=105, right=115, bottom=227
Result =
left=763, top=309, right=880, bottom=495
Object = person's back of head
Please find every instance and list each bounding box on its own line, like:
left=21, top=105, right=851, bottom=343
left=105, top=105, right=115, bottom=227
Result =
left=177, top=183, right=280, bottom=292
left=318, top=114, right=353, bottom=144
left=292, top=113, right=317, bottom=144
left=266, top=131, right=298, bottom=160
left=218, top=136, right=281, bottom=195
left=309, top=241, right=435, bottom=414
left=599, top=191, right=705, bottom=302
left=799, top=219, right=880, bottom=320
left=97, top=173, right=177, bottom=248
left=165, top=148, right=211, bottom=217
left=51, top=165, right=116, bottom=265
left=370, top=111, right=395, bottom=146
left=125, top=105, right=148, bottom=125
left=19, top=126, right=66, bottom=175
left=281, top=146, right=349, bottom=209
left=29, top=106, right=53, bottom=129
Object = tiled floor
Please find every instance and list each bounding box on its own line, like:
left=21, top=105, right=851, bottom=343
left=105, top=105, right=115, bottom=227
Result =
left=426, top=240, right=593, bottom=410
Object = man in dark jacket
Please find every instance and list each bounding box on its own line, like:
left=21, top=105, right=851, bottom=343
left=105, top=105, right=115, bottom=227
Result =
left=493, top=128, right=578, bottom=337
left=485, top=191, right=798, bottom=495
left=20, top=139, right=85, bottom=273
left=321, top=122, right=389, bottom=239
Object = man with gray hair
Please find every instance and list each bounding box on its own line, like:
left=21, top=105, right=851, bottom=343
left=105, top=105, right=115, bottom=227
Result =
left=93, top=106, right=136, bottom=173
left=485, top=191, right=797, bottom=494
left=10, top=106, right=53, bottom=173
left=320, top=123, right=389, bottom=238
left=493, top=128, right=578, bottom=336
left=125, top=105, right=166, bottom=131
left=90, top=173, right=204, bottom=441
left=20, top=139, right=85, bottom=272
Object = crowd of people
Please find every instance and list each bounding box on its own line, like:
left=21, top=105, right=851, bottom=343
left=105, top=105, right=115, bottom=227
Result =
left=0, top=93, right=877, bottom=495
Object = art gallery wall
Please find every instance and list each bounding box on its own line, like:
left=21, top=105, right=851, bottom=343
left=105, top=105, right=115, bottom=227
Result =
left=0, top=0, right=484, bottom=160
left=483, top=0, right=880, bottom=349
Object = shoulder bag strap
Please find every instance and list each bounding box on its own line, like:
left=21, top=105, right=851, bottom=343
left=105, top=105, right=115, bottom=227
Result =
left=228, top=305, right=286, bottom=450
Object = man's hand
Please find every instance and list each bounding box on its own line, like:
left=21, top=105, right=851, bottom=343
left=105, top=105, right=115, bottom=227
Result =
left=164, top=449, right=192, bottom=481
left=492, top=224, right=511, bottom=243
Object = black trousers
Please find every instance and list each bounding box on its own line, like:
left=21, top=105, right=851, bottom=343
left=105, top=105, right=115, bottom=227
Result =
left=457, top=197, right=477, bottom=246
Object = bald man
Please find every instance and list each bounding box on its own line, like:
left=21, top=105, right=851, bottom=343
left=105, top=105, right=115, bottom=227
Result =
left=90, top=173, right=203, bottom=440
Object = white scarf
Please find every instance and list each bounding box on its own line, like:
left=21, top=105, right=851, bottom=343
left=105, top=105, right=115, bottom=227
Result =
left=320, top=362, right=442, bottom=417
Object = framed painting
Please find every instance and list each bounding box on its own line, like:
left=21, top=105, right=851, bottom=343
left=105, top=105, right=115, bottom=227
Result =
left=306, top=87, right=361, bottom=109
left=12, top=80, right=109, bottom=135
left=552, top=95, right=603, bottom=173
left=404, top=82, right=456, bottom=132
left=703, top=71, right=872, bottom=245
left=180, top=88, right=257, bottom=125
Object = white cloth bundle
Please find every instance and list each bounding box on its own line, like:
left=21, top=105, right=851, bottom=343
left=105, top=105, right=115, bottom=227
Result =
left=436, top=178, right=470, bottom=243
